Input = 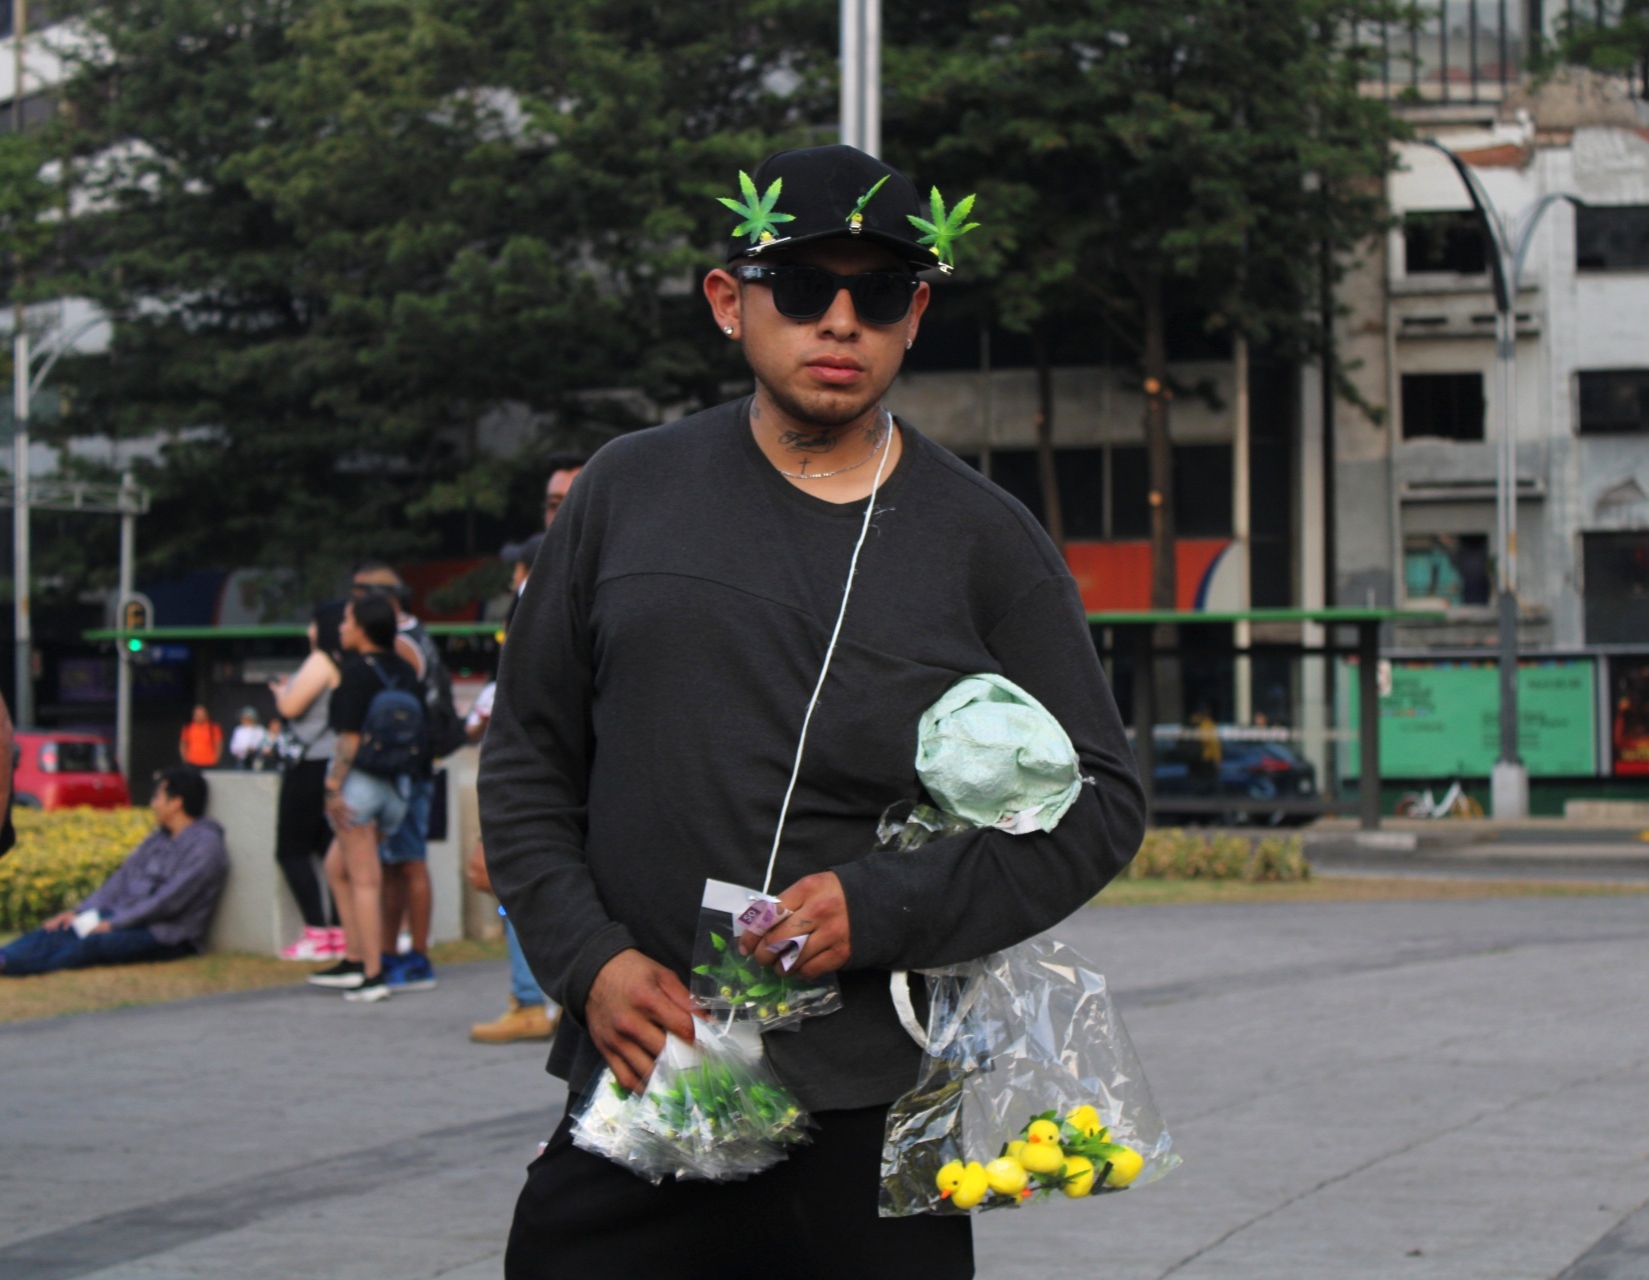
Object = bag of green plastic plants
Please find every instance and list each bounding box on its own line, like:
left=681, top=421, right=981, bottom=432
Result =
left=571, top=1019, right=812, bottom=1183
left=689, top=879, right=842, bottom=1031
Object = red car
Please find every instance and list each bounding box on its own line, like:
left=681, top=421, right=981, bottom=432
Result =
left=14, top=731, right=132, bottom=810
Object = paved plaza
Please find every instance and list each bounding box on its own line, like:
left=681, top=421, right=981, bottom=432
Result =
left=3, top=893, right=1648, bottom=1279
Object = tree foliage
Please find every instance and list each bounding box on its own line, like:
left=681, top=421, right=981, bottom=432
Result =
left=886, top=0, right=1405, bottom=604
left=43, top=0, right=833, bottom=602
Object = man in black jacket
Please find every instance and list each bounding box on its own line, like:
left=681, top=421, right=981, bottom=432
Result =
left=480, top=145, right=1145, bottom=1278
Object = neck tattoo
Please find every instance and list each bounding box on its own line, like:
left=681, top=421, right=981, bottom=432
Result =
left=773, top=410, right=892, bottom=481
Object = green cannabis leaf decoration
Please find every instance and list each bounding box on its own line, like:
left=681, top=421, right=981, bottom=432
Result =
left=846, top=175, right=890, bottom=229
left=717, top=170, right=796, bottom=244
left=906, top=187, right=980, bottom=267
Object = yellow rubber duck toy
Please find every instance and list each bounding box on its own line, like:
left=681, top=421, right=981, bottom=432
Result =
left=1060, top=1155, right=1097, bottom=1198
left=1066, top=1104, right=1107, bottom=1139
left=984, top=1156, right=1029, bottom=1198
left=1019, top=1120, right=1065, bottom=1175
left=950, top=1162, right=991, bottom=1210
left=935, top=1160, right=965, bottom=1198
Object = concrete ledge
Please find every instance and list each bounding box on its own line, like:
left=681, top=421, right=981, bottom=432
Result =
left=1565, top=800, right=1649, bottom=824
left=202, top=765, right=473, bottom=955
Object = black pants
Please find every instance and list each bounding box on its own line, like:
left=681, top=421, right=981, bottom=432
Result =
left=506, top=1100, right=973, bottom=1280
left=275, top=759, right=337, bottom=928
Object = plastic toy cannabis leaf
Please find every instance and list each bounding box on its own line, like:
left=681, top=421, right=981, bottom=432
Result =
left=846, top=175, right=890, bottom=229
left=906, top=187, right=980, bottom=268
left=717, top=171, right=796, bottom=245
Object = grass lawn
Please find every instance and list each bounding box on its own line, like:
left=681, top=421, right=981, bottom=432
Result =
left=4, top=876, right=1646, bottom=1025
left=0, top=936, right=507, bottom=1026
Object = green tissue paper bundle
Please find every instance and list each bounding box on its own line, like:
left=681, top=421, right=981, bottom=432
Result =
left=915, top=674, right=1083, bottom=834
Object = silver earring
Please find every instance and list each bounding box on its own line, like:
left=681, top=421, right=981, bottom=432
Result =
left=905, top=338, right=913, bottom=350
left=723, top=326, right=734, bottom=336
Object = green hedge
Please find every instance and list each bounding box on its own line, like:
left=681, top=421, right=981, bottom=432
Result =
left=0, top=807, right=152, bottom=932
left=1127, top=829, right=1311, bottom=882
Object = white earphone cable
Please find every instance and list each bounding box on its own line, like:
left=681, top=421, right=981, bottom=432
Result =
left=760, top=408, right=893, bottom=897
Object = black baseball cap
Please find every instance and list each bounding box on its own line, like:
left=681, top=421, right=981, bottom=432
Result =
left=723, top=145, right=934, bottom=272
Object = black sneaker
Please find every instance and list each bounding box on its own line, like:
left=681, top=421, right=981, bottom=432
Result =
left=307, top=959, right=365, bottom=989
left=343, top=973, right=391, bottom=1003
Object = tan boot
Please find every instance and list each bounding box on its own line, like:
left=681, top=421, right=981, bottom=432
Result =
left=470, top=997, right=558, bottom=1044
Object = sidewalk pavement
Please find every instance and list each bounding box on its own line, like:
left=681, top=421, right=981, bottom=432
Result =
left=4, top=895, right=1649, bottom=1279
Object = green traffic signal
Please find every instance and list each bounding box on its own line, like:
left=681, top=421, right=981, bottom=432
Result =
left=127, top=637, right=144, bottom=653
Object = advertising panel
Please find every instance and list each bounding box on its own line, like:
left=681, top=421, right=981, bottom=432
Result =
left=1342, top=658, right=1597, bottom=779
left=1608, top=655, right=1649, bottom=777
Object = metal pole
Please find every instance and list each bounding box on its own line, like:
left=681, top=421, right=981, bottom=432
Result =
left=117, top=470, right=134, bottom=783
left=863, top=0, right=881, bottom=159
left=839, top=0, right=861, bottom=151
left=838, top=0, right=880, bottom=157
left=12, top=330, right=28, bottom=728
left=1358, top=622, right=1382, bottom=830
left=1234, top=333, right=1253, bottom=724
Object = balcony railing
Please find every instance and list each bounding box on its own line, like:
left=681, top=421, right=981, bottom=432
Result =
left=1356, top=0, right=1628, bottom=106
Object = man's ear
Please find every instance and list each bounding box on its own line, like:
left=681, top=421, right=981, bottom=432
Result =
left=904, top=279, right=932, bottom=348
left=703, top=267, right=742, bottom=339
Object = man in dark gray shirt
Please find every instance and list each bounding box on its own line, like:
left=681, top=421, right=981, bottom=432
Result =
left=481, top=145, right=1145, bottom=1278
left=1, top=767, right=227, bottom=975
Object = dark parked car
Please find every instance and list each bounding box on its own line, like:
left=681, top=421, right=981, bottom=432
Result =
left=1149, top=727, right=1317, bottom=826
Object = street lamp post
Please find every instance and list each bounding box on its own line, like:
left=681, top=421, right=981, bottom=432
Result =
left=840, top=0, right=880, bottom=157
left=11, top=315, right=114, bottom=728
left=1421, top=140, right=1580, bottom=820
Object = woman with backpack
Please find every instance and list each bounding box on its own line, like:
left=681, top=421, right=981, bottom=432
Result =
left=306, top=592, right=425, bottom=1003
left=271, top=600, right=346, bottom=961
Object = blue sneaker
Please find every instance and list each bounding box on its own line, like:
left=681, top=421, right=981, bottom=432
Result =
left=385, top=950, right=437, bottom=991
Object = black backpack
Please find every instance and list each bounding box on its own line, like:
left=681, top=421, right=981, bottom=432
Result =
left=355, top=660, right=427, bottom=778
left=403, top=620, right=468, bottom=758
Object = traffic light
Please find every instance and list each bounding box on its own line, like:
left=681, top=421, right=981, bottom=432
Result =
left=121, top=596, right=152, bottom=653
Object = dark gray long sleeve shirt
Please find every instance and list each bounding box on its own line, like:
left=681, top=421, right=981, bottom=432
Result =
left=81, top=817, right=229, bottom=947
left=480, top=399, right=1145, bottom=1111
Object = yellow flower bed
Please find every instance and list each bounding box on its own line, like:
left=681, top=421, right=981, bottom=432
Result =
left=0, top=806, right=153, bottom=933
left=1126, top=829, right=1310, bottom=882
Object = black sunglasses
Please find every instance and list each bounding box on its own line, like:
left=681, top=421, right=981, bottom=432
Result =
left=735, top=264, right=918, bottom=326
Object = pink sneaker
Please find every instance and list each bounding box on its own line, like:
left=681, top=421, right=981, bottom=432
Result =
left=327, top=927, right=347, bottom=957
left=279, top=926, right=337, bottom=962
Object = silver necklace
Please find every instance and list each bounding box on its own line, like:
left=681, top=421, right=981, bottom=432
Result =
left=775, top=411, right=892, bottom=480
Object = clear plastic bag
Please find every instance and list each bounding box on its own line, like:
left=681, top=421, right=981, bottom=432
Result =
left=689, top=878, right=841, bottom=1031
left=571, top=1019, right=813, bottom=1183
left=878, top=935, right=1181, bottom=1216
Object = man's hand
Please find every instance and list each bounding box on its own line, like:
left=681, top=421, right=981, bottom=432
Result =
left=89, top=921, right=111, bottom=934
left=465, top=840, right=492, bottom=893
left=43, top=910, right=76, bottom=931
left=737, top=871, right=851, bottom=981
left=586, top=949, right=698, bottom=1094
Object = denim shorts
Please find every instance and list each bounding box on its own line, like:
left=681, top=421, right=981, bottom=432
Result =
left=379, top=775, right=433, bottom=865
left=338, top=770, right=410, bottom=838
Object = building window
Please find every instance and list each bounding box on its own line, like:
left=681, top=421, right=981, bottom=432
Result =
left=0, top=93, right=56, bottom=135
left=1576, top=206, right=1649, bottom=272
left=1403, top=210, right=1488, bottom=275
left=1584, top=532, right=1649, bottom=645
left=1401, top=372, right=1485, bottom=441
left=1404, top=534, right=1492, bottom=607
left=1578, top=370, right=1649, bottom=435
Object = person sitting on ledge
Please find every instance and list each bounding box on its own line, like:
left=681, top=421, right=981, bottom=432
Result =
left=0, top=767, right=228, bottom=976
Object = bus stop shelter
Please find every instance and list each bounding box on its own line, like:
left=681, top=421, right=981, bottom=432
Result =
left=1090, top=608, right=1443, bottom=831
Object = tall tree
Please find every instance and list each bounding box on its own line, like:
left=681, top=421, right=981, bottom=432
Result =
left=44, top=0, right=833, bottom=605
left=887, top=0, right=1404, bottom=619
